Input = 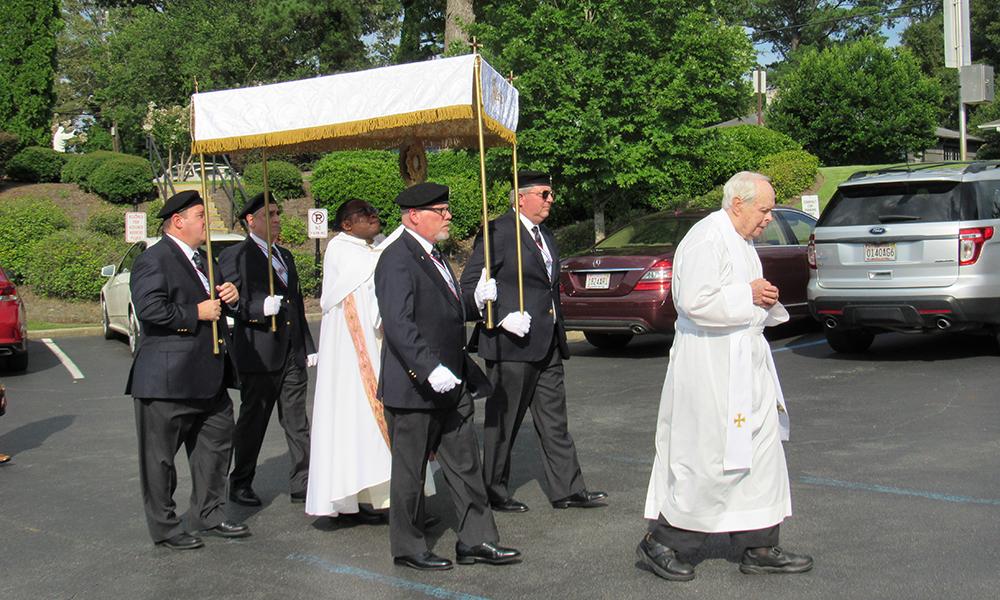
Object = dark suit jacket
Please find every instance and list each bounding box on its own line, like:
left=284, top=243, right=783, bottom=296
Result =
left=217, top=237, right=315, bottom=373
left=460, top=211, right=569, bottom=363
left=125, top=236, right=238, bottom=400
left=375, top=231, right=490, bottom=410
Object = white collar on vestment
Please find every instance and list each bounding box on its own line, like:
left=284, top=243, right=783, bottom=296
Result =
left=164, top=232, right=197, bottom=259
left=404, top=226, right=435, bottom=253
left=334, top=231, right=377, bottom=249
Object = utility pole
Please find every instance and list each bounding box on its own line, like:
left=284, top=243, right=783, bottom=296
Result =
left=752, top=68, right=766, bottom=126
left=944, top=0, right=971, bottom=159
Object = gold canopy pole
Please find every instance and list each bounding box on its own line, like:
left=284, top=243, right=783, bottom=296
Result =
left=508, top=72, right=524, bottom=313
left=471, top=41, right=494, bottom=328
left=261, top=149, right=277, bottom=332
left=198, top=154, right=220, bottom=355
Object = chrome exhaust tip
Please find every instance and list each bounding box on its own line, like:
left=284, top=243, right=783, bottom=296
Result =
left=936, top=318, right=952, bottom=330
left=824, top=317, right=838, bottom=330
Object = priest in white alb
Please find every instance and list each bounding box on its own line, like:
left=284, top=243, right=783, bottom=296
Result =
left=306, top=200, right=432, bottom=522
left=636, top=172, right=813, bottom=582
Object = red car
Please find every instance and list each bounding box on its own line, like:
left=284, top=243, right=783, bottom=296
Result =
left=0, top=266, right=27, bottom=371
left=560, top=207, right=817, bottom=349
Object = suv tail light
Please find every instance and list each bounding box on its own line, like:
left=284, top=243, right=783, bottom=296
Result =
left=807, top=233, right=817, bottom=269
left=634, top=259, right=673, bottom=292
left=959, top=227, right=993, bottom=266
left=0, top=282, right=17, bottom=301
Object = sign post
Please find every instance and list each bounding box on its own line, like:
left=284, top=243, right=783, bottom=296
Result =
left=125, top=212, right=147, bottom=243
left=944, top=0, right=972, bottom=159
left=308, top=208, right=328, bottom=299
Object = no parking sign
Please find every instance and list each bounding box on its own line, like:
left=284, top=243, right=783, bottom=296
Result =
left=308, top=208, right=328, bottom=239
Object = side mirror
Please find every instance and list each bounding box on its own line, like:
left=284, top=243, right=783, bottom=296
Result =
left=101, top=265, right=115, bottom=277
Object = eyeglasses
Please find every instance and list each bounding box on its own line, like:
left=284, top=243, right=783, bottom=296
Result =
left=344, top=206, right=379, bottom=220
left=526, top=189, right=555, bottom=201
left=415, top=206, right=452, bottom=217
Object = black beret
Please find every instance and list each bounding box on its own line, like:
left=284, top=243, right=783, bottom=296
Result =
left=394, top=182, right=449, bottom=208
left=517, top=170, right=551, bottom=188
left=157, top=190, right=203, bottom=219
left=237, top=192, right=268, bottom=220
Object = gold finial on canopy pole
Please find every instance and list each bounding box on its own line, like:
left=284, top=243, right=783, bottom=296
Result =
left=472, top=47, right=494, bottom=328
left=508, top=71, right=525, bottom=313
left=261, top=149, right=277, bottom=332
left=198, top=154, right=220, bottom=355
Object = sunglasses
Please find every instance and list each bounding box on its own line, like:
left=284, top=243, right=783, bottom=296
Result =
left=344, top=206, right=380, bottom=220
left=526, top=189, right=555, bottom=201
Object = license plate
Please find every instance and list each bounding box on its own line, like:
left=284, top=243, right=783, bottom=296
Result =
left=585, top=272, right=611, bottom=289
left=864, top=243, right=896, bottom=262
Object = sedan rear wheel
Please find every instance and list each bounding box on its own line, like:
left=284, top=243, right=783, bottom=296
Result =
left=583, top=332, right=634, bottom=350
left=128, top=309, right=141, bottom=356
left=824, top=328, right=875, bottom=354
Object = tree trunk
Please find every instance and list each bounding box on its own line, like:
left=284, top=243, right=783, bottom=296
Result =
left=445, top=0, right=474, bottom=52
left=593, top=199, right=607, bottom=244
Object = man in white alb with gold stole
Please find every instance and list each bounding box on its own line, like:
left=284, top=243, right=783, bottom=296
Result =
left=636, top=172, right=813, bottom=582
left=306, top=200, right=432, bottom=520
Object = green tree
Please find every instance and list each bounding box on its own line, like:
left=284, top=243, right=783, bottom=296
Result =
left=0, top=0, right=62, bottom=145
left=768, top=39, right=941, bottom=165
left=397, top=0, right=444, bottom=62
left=472, top=0, right=754, bottom=240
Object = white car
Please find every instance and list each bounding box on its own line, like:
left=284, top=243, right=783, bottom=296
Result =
left=100, top=233, right=245, bottom=354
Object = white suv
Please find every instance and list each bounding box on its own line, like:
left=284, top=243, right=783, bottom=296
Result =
left=807, top=162, right=1000, bottom=353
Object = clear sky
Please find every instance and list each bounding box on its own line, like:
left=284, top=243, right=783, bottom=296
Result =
left=753, top=21, right=908, bottom=67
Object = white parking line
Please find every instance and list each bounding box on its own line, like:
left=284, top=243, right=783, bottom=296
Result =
left=772, top=339, right=829, bottom=353
left=41, top=338, right=85, bottom=380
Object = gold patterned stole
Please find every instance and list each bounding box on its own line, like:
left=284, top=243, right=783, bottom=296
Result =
left=343, top=293, right=390, bottom=448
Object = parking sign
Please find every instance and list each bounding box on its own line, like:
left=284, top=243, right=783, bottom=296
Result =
left=125, top=212, right=147, bottom=243
left=308, top=208, right=328, bottom=239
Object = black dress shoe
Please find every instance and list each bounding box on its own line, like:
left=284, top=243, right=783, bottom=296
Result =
left=551, top=490, right=608, bottom=509
left=393, top=551, right=454, bottom=571
left=635, top=533, right=695, bottom=582
left=490, top=497, right=529, bottom=513
left=345, top=510, right=386, bottom=525
left=455, top=541, right=522, bottom=565
left=739, top=546, right=813, bottom=574
left=229, top=486, right=262, bottom=507
left=201, top=521, right=251, bottom=538
left=156, top=532, right=204, bottom=551
left=290, top=491, right=306, bottom=504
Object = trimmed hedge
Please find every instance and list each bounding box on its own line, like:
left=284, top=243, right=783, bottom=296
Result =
left=758, top=149, right=820, bottom=203
left=25, top=230, right=128, bottom=300
left=5, top=146, right=66, bottom=182
left=290, top=248, right=320, bottom=297
left=700, top=126, right=801, bottom=186
left=0, top=196, right=71, bottom=281
left=86, top=156, right=155, bottom=203
left=280, top=216, right=308, bottom=247
left=60, top=150, right=121, bottom=185
left=310, top=150, right=510, bottom=242
left=87, top=205, right=129, bottom=237
left=0, top=131, right=20, bottom=177
left=243, top=160, right=304, bottom=200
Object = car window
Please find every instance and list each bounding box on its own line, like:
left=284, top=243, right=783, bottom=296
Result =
left=819, top=182, right=973, bottom=226
left=119, top=242, right=146, bottom=273
left=779, top=211, right=816, bottom=244
left=971, top=180, right=1000, bottom=220
left=596, top=215, right=700, bottom=249
left=753, top=220, right=787, bottom=246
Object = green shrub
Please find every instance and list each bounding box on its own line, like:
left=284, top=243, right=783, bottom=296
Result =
left=5, top=146, right=67, bottom=182
left=25, top=230, right=128, bottom=300
left=86, top=156, right=155, bottom=203
left=280, top=216, right=308, bottom=247
left=700, top=126, right=801, bottom=186
left=144, top=199, right=164, bottom=236
left=0, top=131, right=20, bottom=177
left=61, top=150, right=121, bottom=185
left=243, top=160, right=304, bottom=200
left=688, top=186, right=724, bottom=210
left=290, top=248, right=320, bottom=297
left=87, top=205, right=129, bottom=237
left=0, top=197, right=72, bottom=281
left=758, top=149, right=820, bottom=203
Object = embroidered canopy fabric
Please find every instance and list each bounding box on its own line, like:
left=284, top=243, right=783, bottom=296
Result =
left=190, top=55, right=518, bottom=155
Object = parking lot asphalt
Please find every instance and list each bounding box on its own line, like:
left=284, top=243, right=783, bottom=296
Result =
left=1, top=323, right=997, bottom=599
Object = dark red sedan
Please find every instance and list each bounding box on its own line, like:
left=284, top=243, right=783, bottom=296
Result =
left=560, top=207, right=817, bottom=349
left=0, top=266, right=27, bottom=371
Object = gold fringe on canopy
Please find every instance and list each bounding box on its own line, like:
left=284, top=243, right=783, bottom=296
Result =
left=191, top=105, right=516, bottom=155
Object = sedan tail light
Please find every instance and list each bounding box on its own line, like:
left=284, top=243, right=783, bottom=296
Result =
left=807, top=233, right=817, bottom=269
left=633, top=259, right=673, bottom=292
left=0, top=282, right=17, bottom=301
left=959, top=227, right=993, bottom=266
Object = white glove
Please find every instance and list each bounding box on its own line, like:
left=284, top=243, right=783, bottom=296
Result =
left=427, top=364, right=461, bottom=393
left=499, top=311, right=531, bottom=337
left=263, top=294, right=284, bottom=316
left=474, top=268, right=497, bottom=310
left=306, top=353, right=318, bottom=368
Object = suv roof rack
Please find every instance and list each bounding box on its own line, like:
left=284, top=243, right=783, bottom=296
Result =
left=847, top=160, right=1000, bottom=181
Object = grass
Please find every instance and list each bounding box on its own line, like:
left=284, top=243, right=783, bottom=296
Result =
left=816, top=163, right=896, bottom=209
left=28, top=321, right=96, bottom=331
